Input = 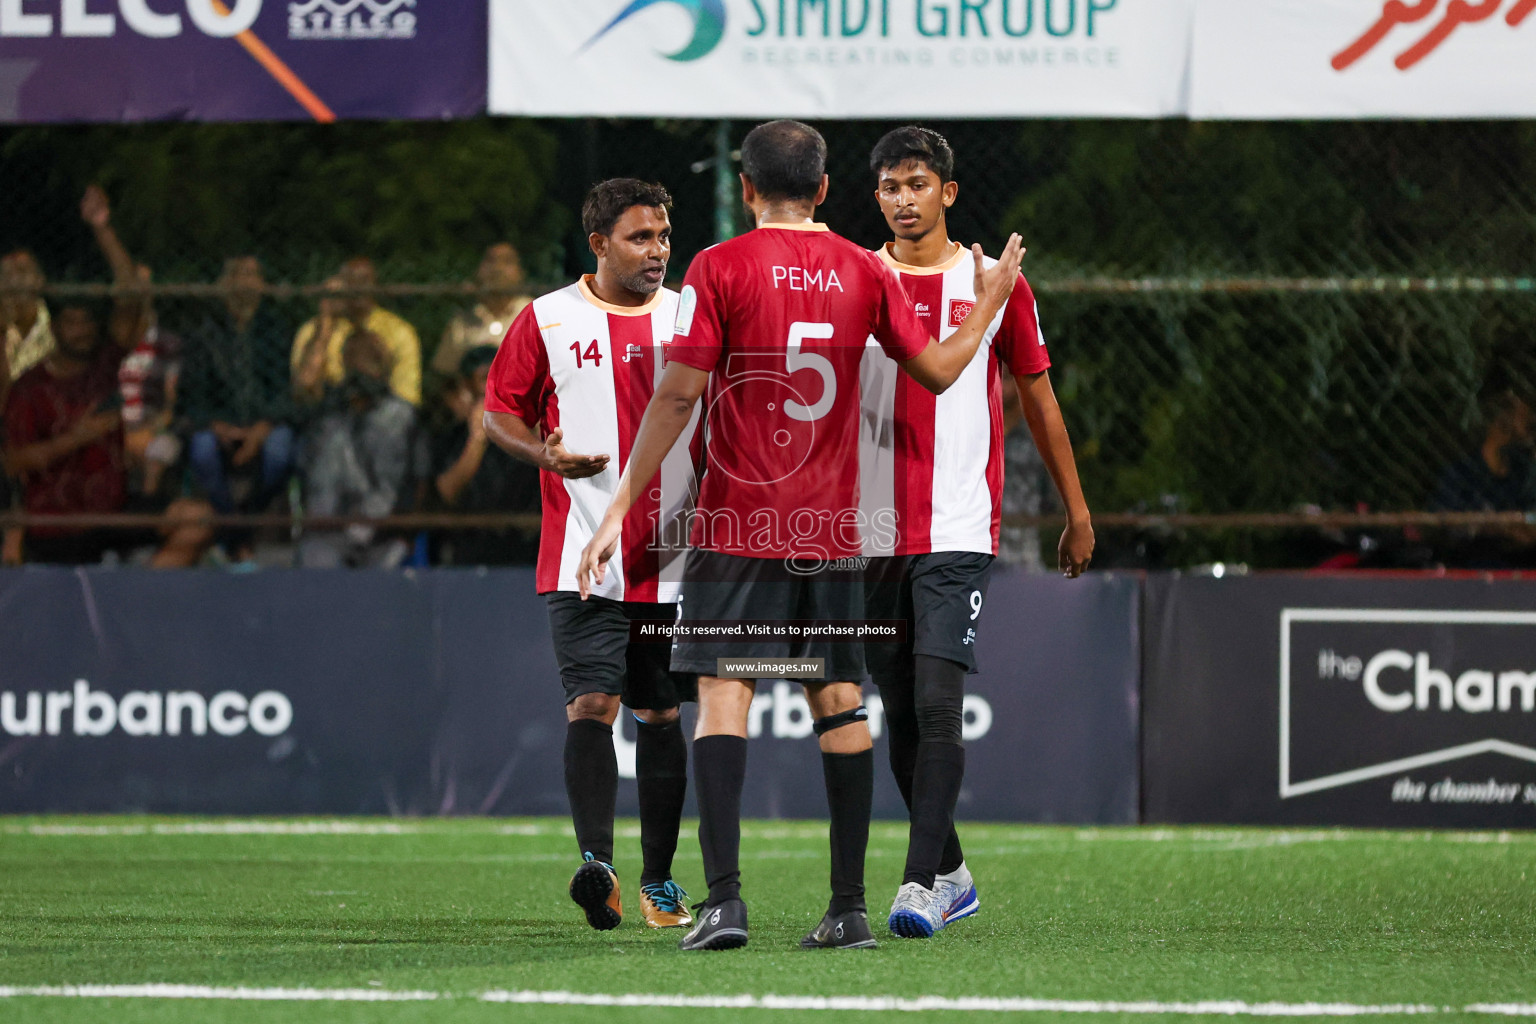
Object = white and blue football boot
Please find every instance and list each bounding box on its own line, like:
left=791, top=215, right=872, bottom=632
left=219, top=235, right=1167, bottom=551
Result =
left=934, top=861, right=980, bottom=926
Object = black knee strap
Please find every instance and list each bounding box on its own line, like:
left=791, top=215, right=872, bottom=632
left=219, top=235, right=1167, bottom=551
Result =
left=813, top=706, right=869, bottom=736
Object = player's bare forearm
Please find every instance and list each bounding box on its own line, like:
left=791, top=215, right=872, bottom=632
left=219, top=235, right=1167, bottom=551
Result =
left=1017, top=371, right=1094, bottom=576
left=601, top=362, right=707, bottom=528
left=483, top=410, right=546, bottom=468
left=486, top=410, right=608, bottom=480
left=1017, top=371, right=1089, bottom=521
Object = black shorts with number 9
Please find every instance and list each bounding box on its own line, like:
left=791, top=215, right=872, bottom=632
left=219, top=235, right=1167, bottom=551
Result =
left=863, top=551, right=995, bottom=682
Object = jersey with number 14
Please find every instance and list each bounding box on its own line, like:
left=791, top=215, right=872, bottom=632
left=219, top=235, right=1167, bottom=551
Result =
left=859, top=242, right=1050, bottom=557
left=666, top=224, right=930, bottom=561
left=484, top=278, right=697, bottom=602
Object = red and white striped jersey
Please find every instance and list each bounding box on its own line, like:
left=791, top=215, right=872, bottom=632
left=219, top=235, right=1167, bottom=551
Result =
left=859, top=242, right=1050, bottom=557
left=485, top=278, right=697, bottom=601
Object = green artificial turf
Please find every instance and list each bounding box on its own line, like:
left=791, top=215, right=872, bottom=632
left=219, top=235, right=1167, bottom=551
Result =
left=1, top=818, right=1532, bottom=1022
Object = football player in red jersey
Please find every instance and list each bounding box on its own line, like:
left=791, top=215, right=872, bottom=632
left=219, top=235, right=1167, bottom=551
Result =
left=861, top=126, right=1094, bottom=939
left=483, top=180, right=698, bottom=933
left=576, top=121, right=1024, bottom=951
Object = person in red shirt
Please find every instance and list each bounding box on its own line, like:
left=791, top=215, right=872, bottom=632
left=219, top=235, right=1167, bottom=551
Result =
left=861, top=126, right=1095, bottom=940
left=4, top=303, right=130, bottom=564
left=577, top=120, right=1024, bottom=951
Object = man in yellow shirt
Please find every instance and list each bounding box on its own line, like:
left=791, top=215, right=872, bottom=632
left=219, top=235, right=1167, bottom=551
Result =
left=291, top=257, right=421, bottom=407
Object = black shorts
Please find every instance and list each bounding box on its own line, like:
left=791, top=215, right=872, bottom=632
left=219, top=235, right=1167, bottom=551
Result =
left=864, top=551, right=995, bottom=678
left=545, top=593, right=697, bottom=709
left=670, top=547, right=868, bottom=683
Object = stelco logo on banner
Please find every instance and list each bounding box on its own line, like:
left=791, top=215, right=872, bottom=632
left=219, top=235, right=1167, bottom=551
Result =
left=0, top=0, right=418, bottom=40
left=1280, top=609, right=1536, bottom=808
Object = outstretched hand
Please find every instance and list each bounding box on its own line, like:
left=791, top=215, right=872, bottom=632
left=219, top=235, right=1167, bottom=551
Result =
left=972, top=233, right=1026, bottom=314
left=541, top=427, right=610, bottom=479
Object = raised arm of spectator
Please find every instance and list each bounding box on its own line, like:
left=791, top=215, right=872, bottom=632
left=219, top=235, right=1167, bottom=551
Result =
left=82, top=186, right=135, bottom=284
left=82, top=186, right=149, bottom=352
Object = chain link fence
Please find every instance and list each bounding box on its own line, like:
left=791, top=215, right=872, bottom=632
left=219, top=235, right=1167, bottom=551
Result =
left=3, top=118, right=1534, bottom=569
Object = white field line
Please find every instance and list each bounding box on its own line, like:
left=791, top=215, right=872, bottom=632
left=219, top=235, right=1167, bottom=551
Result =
left=0, top=985, right=439, bottom=1002
left=484, top=992, right=1453, bottom=1014
left=5, top=986, right=1531, bottom=1015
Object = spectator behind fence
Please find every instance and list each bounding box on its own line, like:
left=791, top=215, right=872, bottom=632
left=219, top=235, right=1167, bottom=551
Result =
left=299, top=329, right=428, bottom=568
left=1, top=249, right=53, bottom=564
left=81, top=186, right=183, bottom=501
left=1428, top=351, right=1536, bottom=566
left=432, top=242, right=532, bottom=379
left=2, top=250, right=53, bottom=391
left=181, top=256, right=296, bottom=516
left=291, top=257, right=421, bottom=407
left=431, top=346, right=539, bottom=566
left=3, top=302, right=210, bottom=567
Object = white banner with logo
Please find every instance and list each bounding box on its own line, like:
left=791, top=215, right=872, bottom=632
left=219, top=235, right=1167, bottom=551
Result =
left=1191, top=0, right=1536, bottom=119
left=489, top=0, right=1195, bottom=118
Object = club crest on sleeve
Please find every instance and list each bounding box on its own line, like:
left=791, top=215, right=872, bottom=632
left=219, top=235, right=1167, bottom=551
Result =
left=948, top=299, right=976, bottom=327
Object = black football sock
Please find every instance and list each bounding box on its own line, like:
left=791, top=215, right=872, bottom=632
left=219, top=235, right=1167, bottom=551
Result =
left=563, top=718, right=617, bottom=866
left=903, top=742, right=966, bottom=888
left=908, top=655, right=968, bottom=887
left=821, top=748, right=873, bottom=916
left=884, top=671, right=967, bottom=877
left=876, top=680, right=919, bottom=811
left=937, top=832, right=966, bottom=877
left=694, top=734, right=747, bottom=905
left=635, top=715, right=688, bottom=886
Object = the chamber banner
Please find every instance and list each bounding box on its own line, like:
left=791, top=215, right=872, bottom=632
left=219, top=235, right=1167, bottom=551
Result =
left=1144, top=574, right=1536, bottom=828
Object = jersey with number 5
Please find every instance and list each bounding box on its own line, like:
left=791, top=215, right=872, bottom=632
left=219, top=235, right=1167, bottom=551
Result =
left=485, top=278, right=697, bottom=601
left=666, top=224, right=929, bottom=560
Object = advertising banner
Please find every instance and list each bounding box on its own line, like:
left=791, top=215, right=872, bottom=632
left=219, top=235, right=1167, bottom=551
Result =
left=0, top=567, right=1140, bottom=824
left=1191, top=0, right=1536, bottom=119
left=1144, top=575, right=1536, bottom=828
left=489, top=0, right=1195, bottom=118
left=0, top=1, right=486, bottom=123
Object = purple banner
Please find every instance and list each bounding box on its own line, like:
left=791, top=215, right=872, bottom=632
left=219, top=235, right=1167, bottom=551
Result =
left=0, top=1, right=485, bottom=123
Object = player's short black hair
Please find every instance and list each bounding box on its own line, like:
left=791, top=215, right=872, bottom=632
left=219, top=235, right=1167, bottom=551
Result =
left=740, top=120, right=827, bottom=203
left=870, top=126, right=956, bottom=183
left=582, top=179, right=673, bottom=238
